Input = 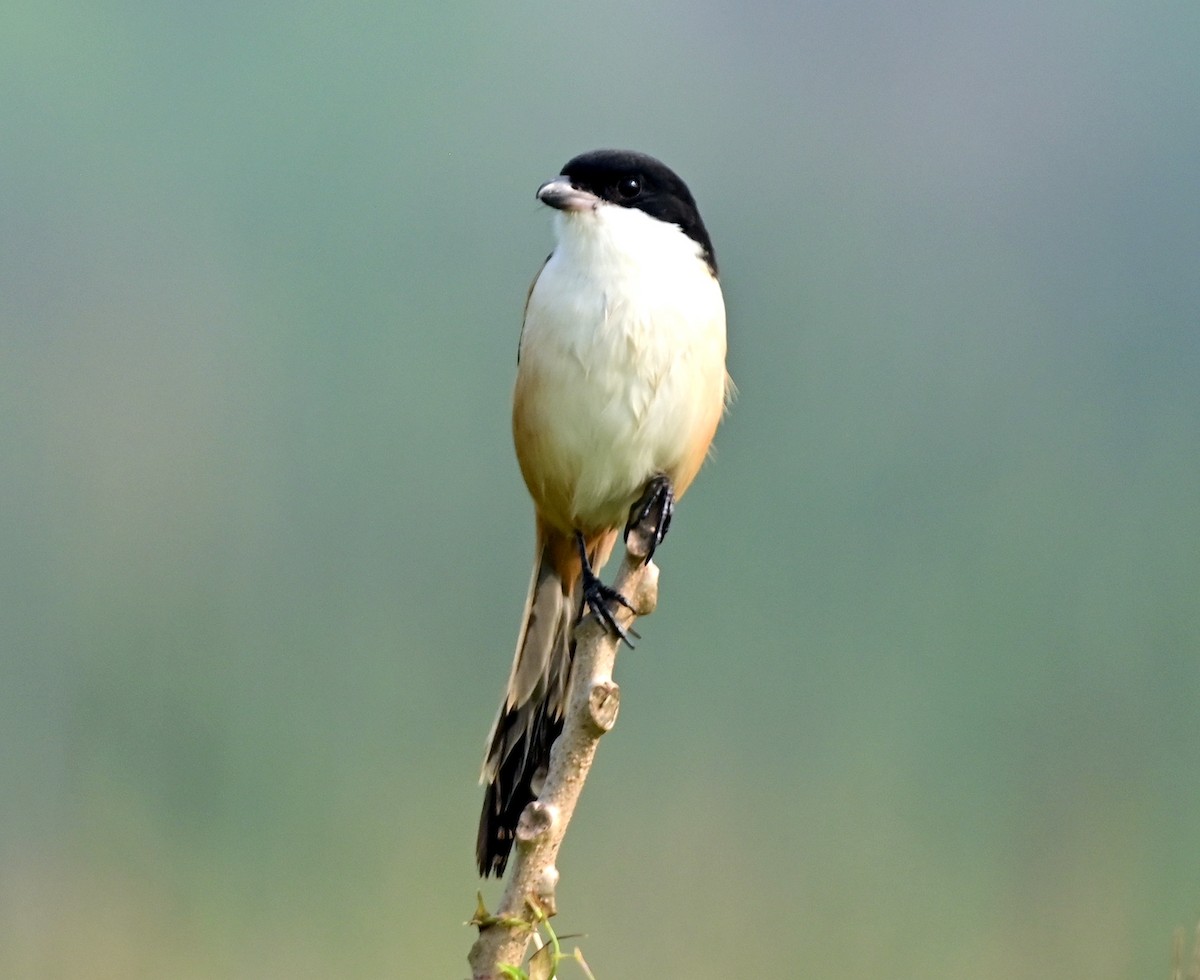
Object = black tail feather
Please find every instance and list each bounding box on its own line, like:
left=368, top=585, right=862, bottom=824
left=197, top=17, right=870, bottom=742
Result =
left=476, top=703, right=565, bottom=877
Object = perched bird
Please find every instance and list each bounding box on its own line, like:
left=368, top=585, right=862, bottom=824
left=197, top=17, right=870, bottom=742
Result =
left=477, top=149, right=730, bottom=877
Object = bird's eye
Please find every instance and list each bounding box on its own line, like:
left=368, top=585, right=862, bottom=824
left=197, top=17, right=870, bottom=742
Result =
left=615, top=176, right=642, bottom=200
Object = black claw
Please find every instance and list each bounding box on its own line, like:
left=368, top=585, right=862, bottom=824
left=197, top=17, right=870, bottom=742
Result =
left=575, top=531, right=638, bottom=647
left=625, top=475, right=675, bottom=561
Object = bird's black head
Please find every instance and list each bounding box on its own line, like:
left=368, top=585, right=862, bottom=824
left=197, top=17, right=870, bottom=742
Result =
left=555, top=149, right=717, bottom=275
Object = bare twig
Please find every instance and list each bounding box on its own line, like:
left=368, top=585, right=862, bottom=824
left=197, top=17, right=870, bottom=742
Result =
left=468, top=529, right=659, bottom=979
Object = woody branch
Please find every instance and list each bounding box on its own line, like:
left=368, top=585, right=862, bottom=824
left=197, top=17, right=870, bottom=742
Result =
left=468, top=526, right=660, bottom=979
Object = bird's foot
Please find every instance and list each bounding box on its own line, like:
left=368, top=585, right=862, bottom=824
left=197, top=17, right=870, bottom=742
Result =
left=576, top=531, right=639, bottom=647
left=625, top=474, right=675, bottom=562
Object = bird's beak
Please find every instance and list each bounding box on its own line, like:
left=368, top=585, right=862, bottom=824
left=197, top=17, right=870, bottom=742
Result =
left=536, top=176, right=599, bottom=212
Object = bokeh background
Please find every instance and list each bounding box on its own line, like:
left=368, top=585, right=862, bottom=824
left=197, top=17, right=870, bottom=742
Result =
left=3, top=1, right=1198, bottom=977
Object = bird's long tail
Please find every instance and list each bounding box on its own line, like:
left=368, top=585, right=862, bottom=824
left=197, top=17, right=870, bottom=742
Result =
left=477, top=522, right=616, bottom=877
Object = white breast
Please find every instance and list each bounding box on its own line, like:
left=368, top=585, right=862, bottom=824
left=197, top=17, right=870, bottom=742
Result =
left=515, top=203, right=728, bottom=531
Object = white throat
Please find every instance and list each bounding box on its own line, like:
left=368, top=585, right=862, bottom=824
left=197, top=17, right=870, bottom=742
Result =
left=551, top=202, right=708, bottom=284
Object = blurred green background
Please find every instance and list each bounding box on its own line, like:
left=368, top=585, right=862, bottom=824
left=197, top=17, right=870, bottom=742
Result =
left=2, top=1, right=1198, bottom=977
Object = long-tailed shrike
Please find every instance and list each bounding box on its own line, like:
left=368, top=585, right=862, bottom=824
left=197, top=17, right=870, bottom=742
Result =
left=477, top=149, right=730, bottom=877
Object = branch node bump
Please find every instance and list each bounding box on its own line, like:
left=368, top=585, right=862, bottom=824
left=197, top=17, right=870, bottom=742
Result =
left=587, top=681, right=620, bottom=732
left=533, top=866, right=559, bottom=914
left=515, top=801, right=557, bottom=845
